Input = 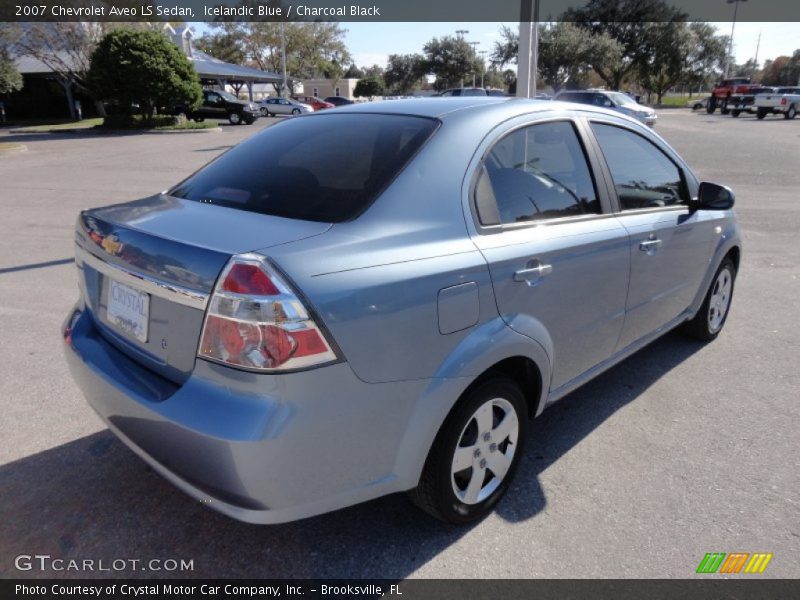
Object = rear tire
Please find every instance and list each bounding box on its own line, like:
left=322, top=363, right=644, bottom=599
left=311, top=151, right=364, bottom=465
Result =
left=785, top=104, right=797, bottom=120
left=681, top=258, right=736, bottom=342
left=731, top=109, right=740, bottom=117
left=720, top=100, right=730, bottom=115
left=409, top=377, right=527, bottom=524
left=706, top=97, right=716, bottom=114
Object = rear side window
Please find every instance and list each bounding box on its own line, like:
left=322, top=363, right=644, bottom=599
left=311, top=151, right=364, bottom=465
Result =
left=170, top=114, right=438, bottom=222
left=476, top=121, right=600, bottom=225
left=591, top=123, right=687, bottom=210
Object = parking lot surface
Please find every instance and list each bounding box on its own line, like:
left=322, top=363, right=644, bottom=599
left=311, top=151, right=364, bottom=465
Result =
left=0, top=110, right=798, bottom=578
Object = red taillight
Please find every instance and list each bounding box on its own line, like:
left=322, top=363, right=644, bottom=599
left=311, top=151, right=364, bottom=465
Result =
left=220, top=263, right=280, bottom=295
left=781, top=97, right=788, bottom=105
left=198, top=254, right=337, bottom=372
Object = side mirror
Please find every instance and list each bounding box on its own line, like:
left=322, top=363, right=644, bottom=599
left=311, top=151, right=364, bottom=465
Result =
left=696, top=182, right=735, bottom=210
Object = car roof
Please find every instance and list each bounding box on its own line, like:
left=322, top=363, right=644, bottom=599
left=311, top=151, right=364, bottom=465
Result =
left=308, top=96, right=649, bottom=126
left=321, top=96, right=526, bottom=118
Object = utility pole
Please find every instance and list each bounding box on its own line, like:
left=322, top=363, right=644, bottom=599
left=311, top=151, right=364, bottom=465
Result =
left=725, top=0, right=749, bottom=77
left=517, top=0, right=540, bottom=98
left=753, top=30, right=761, bottom=70
left=479, top=50, right=488, bottom=88
left=280, top=21, right=288, bottom=97
left=455, top=30, right=469, bottom=87
left=469, top=41, right=480, bottom=88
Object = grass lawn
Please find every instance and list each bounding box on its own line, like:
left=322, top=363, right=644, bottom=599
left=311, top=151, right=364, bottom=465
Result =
left=657, top=95, right=709, bottom=108
left=3, top=116, right=217, bottom=133
left=4, top=118, right=104, bottom=132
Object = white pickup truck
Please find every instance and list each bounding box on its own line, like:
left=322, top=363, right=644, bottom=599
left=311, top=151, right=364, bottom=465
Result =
left=754, top=87, right=800, bottom=120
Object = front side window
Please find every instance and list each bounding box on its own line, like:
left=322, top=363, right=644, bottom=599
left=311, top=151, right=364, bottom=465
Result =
left=591, top=123, right=686, bottom=210
left=476, top=121, right=600, bottom=225
left=170, top=114, right=439, bottom=222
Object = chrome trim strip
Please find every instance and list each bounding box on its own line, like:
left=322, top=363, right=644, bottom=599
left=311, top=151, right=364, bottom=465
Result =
left=75, top=245, right=209, bottom=310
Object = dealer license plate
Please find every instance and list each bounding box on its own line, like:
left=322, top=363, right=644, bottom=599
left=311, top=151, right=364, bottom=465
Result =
left=107, top=279, right=150, bottom=342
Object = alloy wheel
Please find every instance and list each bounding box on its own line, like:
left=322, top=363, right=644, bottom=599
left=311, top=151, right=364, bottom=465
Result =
left=451, top=397, right=519, bottom=505
left=708, top=267, right=733, bottom=333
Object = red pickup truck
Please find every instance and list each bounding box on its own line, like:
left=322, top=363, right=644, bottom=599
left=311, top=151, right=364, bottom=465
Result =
left=707, top=78, right=765, bottom=115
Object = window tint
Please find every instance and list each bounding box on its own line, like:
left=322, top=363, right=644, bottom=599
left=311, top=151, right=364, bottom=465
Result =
left=170, top=114, right=438, bottom=222
left=478, top=121, right=600, bottom=225
left=591, top=123, right=686, bottom=210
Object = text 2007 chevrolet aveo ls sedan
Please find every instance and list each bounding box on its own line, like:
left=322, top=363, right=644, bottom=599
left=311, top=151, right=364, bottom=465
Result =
left=64, top=98, right=740, bottom=524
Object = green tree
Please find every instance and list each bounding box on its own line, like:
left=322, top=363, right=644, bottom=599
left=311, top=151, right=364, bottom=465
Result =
left=194, top=26, right=246, bottom=64
left=566, top=0, right=688, bottom=90
left=681, top=22, right=728, bottom=93
left=87, top=29, right=202, bottom=121
left=0, top=56, right=23, bottom=96
left=384, top=54, right=426, bottom=94
left=540, top=23, right=622, bottom=92
left=779, top=50, right=800, bottom=86
left=0, top=28, right=23, bottom=96
left=760, top=56, right=790, bottom=85
left=343, top=63, right=365, bottom=78
left=422, top=35, right=482, bottom=90
left=637, top=21, right=694, bottom=103
left=491, top=23, right=622, bottom=93
left=354, top=76, right=385, bottom=98
left=199, top=22, right=351, bottom=94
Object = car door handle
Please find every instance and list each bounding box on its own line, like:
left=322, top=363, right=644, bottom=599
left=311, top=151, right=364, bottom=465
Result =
left=513, top=262, right=553, bottom=283
left=639, top=239, right=663, bottom=251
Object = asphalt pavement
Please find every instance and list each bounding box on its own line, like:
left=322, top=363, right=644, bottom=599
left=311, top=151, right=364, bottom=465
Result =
left=0, top=109, right=797, bottom=579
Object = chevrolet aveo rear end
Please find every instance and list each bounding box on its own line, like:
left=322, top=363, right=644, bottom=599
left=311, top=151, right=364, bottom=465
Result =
left=64, top=98, right=741, bottom=524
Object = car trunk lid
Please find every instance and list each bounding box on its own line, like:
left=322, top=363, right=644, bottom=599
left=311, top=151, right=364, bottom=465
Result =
left=75, top=194, right=330, bottom=385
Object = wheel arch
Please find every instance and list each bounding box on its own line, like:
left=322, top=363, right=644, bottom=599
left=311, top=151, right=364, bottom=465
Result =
left=393, top=321, right=552, bottom=491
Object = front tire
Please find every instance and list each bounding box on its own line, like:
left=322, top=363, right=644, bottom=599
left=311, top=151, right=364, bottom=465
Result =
left=731, top=109, right=740, bottom=117
left=291, top=108, right=301, bottom=116
left=682, top=258, right=736, bottom=341
left=409, top=377, right=527, bottom=524
left=228, top=112, right=242, bottom=125
left=720, top=100, right=730, bottom=115
left=706, top=97, right=716, bottom=114
left=756, top=108, right=768, bottom=120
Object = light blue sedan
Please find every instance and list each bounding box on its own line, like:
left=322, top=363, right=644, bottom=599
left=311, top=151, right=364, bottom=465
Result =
left=64, top=97, right=739, bottom=524
left=556, top=90, right=658, bottom=127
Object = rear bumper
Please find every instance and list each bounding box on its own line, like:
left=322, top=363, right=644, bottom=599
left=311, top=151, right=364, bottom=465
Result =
left=63, top=303, right=450, bottom=524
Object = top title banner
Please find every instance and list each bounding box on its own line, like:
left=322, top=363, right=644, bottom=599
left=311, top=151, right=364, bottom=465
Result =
left=1, top=0, right=800, bottom=22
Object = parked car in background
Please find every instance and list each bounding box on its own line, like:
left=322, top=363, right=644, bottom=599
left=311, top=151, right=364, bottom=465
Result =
left=292, top=96, right=335, bottom=111
left=64, top=97, right=740, bottom=526
left=754, top=87, right=800, bottom=120
left=437, top=88, right=487, bottom=97
left=687, top=97, right=709, bottom=110
left=486, top=89, right=511, bottom=97
left=728, top=86, right=775, bottom=117
left=323, top=96, right=355, bottom=107
left=174, top=89, right=260, bottom=125
left=258, top=97, right=313, bottom=117
left=555, top=90, right=657, bottom=127
left=706, top=78, right=763, bottom=114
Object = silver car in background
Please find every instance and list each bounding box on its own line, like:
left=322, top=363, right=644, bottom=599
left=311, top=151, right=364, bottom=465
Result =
left=556, top=90, right=658, bottom=127
left=258, top=97, right=314, bottom=117
left=64, top=98, right=739, bottom=524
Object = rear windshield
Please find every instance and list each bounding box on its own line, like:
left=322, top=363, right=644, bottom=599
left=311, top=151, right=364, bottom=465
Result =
left=169, top=114, right=438, bottom=222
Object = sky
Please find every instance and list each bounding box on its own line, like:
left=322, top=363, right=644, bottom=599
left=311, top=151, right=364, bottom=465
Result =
left=343, top=22, right=799, bottom=70
left=191, top=21, right=799, bottom=71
